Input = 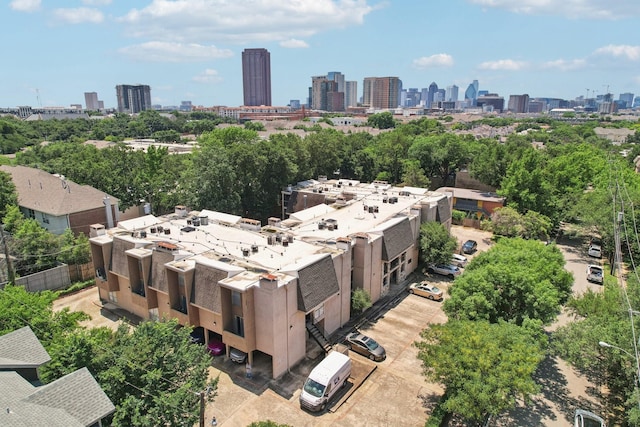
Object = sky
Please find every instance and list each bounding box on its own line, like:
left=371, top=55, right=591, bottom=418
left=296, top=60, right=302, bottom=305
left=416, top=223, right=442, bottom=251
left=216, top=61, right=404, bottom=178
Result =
left=2, top=0, right=640, bottom=109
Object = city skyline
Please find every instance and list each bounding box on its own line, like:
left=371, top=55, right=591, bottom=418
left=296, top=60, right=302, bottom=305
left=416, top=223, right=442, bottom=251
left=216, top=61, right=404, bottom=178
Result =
left=2, top=1, right=639, bottom=109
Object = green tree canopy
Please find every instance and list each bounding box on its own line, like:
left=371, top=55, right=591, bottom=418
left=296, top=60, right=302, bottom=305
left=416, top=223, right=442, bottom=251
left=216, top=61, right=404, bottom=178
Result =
left=443, top=238, right=573, bottom=325
left=415, top=320, right=546, bottom=422
left=366, top=111, right=396, bottom=129
left=419, top=221, right=457, bottom=265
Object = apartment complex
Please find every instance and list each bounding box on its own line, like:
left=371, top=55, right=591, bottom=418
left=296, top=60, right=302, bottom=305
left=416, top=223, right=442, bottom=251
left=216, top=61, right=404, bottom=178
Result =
left=242, top=48, right=271, bottom=106
left=362, top=77, right=401, bottom=109
left=115, top=84, right=152, bottom=114
left=90, top=180, right=451, bottom=379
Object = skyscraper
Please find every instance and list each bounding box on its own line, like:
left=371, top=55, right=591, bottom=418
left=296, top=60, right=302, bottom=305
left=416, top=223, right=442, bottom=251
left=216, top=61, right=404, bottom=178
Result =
left=115, top=85, right=152, bottom=113
left=362, top=77, right=401, bottom=109
left=84, top=92, right=99, bottom=111
left=427, top=82, right=438, bottom=109
left=507, top=94, right=530, bottom=113
left=464, top=80, right=479, bottom=106
left=345, top=81, right=358, bottom=108
left=242, top=48, right=271, bottom=106
left=446, top=85, right=459, bottom=102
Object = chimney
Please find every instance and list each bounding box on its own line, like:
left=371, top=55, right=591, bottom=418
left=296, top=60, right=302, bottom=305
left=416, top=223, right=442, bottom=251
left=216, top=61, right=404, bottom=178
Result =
left=103, top=196, right=114, bottom=229
left=259, top=274, right=278, bottom=290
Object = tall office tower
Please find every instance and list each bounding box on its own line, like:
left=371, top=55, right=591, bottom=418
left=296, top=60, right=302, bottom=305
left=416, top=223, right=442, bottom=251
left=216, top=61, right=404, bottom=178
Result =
left=446, top=85, right=459, bottom=102
left=426, top=82, right=438, bottom=109
left=464, top=79, right=479, bottom=106
left=115, top=84, right=152, bottom=113
left=345, top=81, right=358, bottom=108
left=84, top=92, right=99, bottom=110
left=507, top=94, right=530, bottom=113
left=311, top=75, right=328, bottom=110
left=435, top=89, right=445, bottom=103
left=619, top=93, right=634, bottom=109
left=242, top=48, right=271, bottom=106
left=327, top=71, right=345, bottom=109
left=362, top=77, right=401, bottom=109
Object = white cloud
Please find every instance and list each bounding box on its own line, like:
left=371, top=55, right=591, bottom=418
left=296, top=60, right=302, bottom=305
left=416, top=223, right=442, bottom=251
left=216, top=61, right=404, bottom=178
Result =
left=81, top=0, right=112, bottom=5
left=412, top=54, right=454, bottom=69
left=117, top=0, right=375, bottom=43
left=193, top=69, right=223, bottom=84
left=541, top=58, right=587, bottom=71
left=280, top=39, right=309, bottom=48
left=52, top=8, right=104, bottom=24
left=593, top=44, right=640, bottom=61
left=468, top=0, right=640, bottom=20
left=478, top=59, right=528, bottom=70
left=118, top=41, right=234, bottom=62
left=9, top=0, right=41, bottom=12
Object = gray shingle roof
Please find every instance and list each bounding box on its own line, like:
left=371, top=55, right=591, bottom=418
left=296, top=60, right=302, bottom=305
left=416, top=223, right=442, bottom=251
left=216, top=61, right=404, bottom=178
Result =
left=297, top=255, right=340, bottom=312
left=150, top=249, right=174, bottom=293
left=25, top=367, right=115, bottom=426
left=191, top=265, right=226, bottom=311
left=0, top=326, right=51, bottom=368
left=381, top=217, right=413, bottom=261
left=0, top=165, right=118, bottom=216
left=110, top=237, right=135, bottom=277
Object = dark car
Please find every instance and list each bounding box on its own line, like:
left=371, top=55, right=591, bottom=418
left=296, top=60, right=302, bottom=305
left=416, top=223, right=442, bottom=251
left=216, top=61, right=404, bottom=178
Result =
left=345, top=332, right=386, bottom=361
left=462, top=240, right=478, bottom=254
left=207, top=339, right=226, bottom=356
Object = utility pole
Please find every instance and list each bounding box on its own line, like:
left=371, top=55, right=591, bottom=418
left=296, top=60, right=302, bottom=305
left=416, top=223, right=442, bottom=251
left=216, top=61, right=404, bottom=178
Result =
left=199, top=391, right=205, bottom=427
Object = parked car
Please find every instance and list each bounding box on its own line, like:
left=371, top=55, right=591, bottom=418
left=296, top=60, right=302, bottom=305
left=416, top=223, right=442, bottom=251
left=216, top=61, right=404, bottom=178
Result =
left=427, top=264, right=462, bottom=278
left=207, top=338, right=226, bottom=356
left=409, top=282, right=444, bottom=301
left=451, top=253, right=468, bottom=268
left=462, top=240, right=478, bottom=254
left=588, top=244, right=602, bottom=258
left=189, top=327, right=205, bottom=345
left=345, top=332, right=386, bottom=361
left=230, top=347, right=247, bottom=363
left=586, top=265, right=604, bottom=284
left=574, top=409, right=606, bottom=427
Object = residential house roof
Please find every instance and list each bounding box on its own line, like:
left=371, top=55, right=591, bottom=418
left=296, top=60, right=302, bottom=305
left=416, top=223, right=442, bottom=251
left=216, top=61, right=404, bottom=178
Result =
left=436, top=187, right=505, bottom=203
left=0, top=326, right=51, bottom=368
left=295, top=254, right=340, bottom=312
left=0, top=165, right=118, bottom=216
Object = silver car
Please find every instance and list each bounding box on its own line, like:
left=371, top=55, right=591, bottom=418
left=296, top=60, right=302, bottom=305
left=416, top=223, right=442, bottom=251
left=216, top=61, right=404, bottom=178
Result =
left=427, top=264, right=462, bottom=278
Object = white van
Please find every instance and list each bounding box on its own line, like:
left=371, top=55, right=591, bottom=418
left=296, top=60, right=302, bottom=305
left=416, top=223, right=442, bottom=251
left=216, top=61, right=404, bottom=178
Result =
left=299, top=351, right=352, bottom=412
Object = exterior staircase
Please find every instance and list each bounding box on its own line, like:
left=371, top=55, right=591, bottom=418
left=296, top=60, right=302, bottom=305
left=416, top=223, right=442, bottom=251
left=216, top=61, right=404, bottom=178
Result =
left=306, top=322, right=332, bottom=354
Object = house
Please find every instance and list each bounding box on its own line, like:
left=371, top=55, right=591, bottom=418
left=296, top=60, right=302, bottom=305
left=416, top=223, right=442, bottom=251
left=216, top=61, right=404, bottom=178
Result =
left=0, top=326, right=115, bottom=427
left=89, top=181, right=452, bottom=378
left=0, top=165, right=137, bottom=236
left=436, top=186, right=505, bottom=219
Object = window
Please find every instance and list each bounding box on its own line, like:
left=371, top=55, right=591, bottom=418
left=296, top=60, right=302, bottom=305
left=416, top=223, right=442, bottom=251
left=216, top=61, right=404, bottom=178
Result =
left=314, top=305, right=325, bottom=322
left=108, top=292, right=117, bottom=303
left=232, top=291, right=241, bottom=306
left=235, top=315, right=245, bottom=337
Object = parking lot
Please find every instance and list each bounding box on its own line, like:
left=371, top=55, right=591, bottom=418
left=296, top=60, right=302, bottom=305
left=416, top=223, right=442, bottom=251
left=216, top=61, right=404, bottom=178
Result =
left=53, top=225, right=606, bottom=426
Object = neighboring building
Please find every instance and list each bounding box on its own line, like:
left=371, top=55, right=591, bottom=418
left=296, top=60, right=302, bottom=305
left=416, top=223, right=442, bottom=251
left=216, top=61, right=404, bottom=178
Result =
left=446, top=85, right=459, bottom=102
left=436, top=186, right=505, bottom=218
left=90, top=181, right=452, bottom=379
left=476, top=93, right=505, bottom=112
left=310, top=75, right=328, bottom=110
left=115, top=84, right=152, bottom=113
left=362, top=77, right=401, bottom=109
left=0, top=165, right=123, bottom=236
left=464, top=80, right=479, bottom=106
left=194, top=105, right=300, bottom=121
left=0, top=326, right=115, bottom=426
left=345, top=81, right=358, bottom=108
left=242, top=48, right=272, bottom=106
left=84, top=92, right=100, bottom=111
left=507, top=94, right=530, bottom=113
left=179, top=101, right=193, bottom=112
left=593, top=127, right=635, bottom=145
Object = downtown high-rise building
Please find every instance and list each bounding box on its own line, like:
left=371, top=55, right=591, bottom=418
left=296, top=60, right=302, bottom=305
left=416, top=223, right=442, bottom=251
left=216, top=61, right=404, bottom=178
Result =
left=464, top=80, right=479, bottom=106
left=84, top=92, right=100, bottom=111
left=242, top=48, right=271, bottom=106
left=508, top=94, right=530, bottom=113
left=345, top=81, right=358, bottom=108
left=446, top=85, right=459, bottom=102
left=115, top=85, right=151, bottom=113
left=362, top=77, right=401, bottom=109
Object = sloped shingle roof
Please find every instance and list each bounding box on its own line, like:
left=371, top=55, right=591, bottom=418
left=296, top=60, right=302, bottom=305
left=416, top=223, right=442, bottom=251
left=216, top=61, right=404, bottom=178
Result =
left=0, top=165, right=118, bottom=216
left=296, top=255, right=340, bottom=312
left=0, top=326, right=51, bottom=368
left=381, top=217, right=413, bottom=261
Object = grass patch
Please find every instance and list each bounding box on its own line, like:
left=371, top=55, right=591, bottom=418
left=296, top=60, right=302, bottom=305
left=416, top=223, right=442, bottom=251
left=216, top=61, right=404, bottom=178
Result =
left=57, top=280, right=95, bottom=297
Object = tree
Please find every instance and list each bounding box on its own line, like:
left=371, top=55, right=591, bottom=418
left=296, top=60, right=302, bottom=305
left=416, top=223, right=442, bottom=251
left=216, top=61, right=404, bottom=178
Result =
left=443, top=238, right=573, bottom=325
left=58, top=229, right=91, bottom=265
left=419, top=221, right=457, bottom=265
left=367, top=112, right=396, bottom=129
left=96, top=320, right=217, bottom=427
left=11, top=218, right=60, bottom=275
left=0, top=171, right=17, bottom=218
left=351, top=288, right=372, bottom=313
left=415, top=320, right=545, bottom=422
left=489, top=206, right=551, bottom=240
left=0, top=284, right=88, bottom=347
left=401, top=159, right=430, bottom=188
